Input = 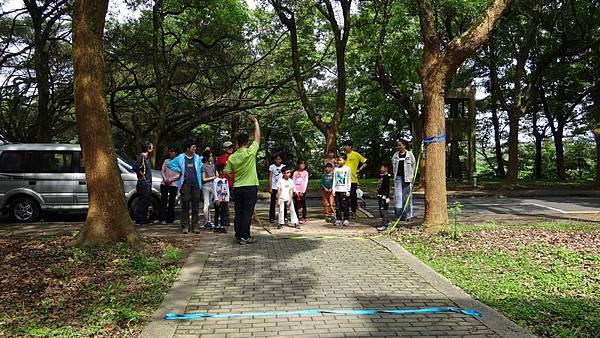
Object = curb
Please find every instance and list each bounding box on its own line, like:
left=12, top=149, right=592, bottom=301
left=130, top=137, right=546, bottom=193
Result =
left=140, top=247, right=210, bottom=338
left=371, top=236, right=536, bottom=338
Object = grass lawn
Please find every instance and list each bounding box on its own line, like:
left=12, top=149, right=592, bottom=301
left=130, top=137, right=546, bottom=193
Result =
left=0, top=234, right=196, bottom=337
left=393, top=221, right=600, bottom=338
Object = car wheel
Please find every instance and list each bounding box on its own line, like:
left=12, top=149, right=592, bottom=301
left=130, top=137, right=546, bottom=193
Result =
left=10, top=197, right=41, bottom=223
left=129, top=196, right=160, bottom=222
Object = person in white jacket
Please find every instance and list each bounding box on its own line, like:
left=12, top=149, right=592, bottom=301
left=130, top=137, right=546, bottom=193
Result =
left=333, top=153, right=352, bottom=226
left=391, top=139, right=416, bottom=221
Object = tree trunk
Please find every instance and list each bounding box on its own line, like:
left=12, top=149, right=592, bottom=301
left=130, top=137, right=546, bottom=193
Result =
left=487, top=48, right=505, bottom=177
left=231, top=113, right=241, bottom=148
left=417, top=0, right=511, bottom=230
left=421, top=81, right=448, bottom=230
left=73, top=0, right=139, bottom=246
left=151, top=0, right=166, bottom=168
left=554, top=127, right=566, bottom=181
left=325, top=126, right=338, bottom=154
left=32, top=42, right=52, bottom=142
left=532, top=110, right=544, bottom=179
left=506, top=109, right=519, bottom=185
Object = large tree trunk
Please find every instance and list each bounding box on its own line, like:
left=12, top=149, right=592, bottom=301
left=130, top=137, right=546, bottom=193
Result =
left=417, top=0, right=511, bottom=230
left=73, top=0, right=138, bottom=246
left=593, top=60, right=600, bottom=187
left=151, top=0, right=166, bottom=168
left=421, top=81, right=448, bottom=231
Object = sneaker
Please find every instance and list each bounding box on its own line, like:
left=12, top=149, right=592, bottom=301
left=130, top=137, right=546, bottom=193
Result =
left=334, top=220, right=341, bottom=226
left=343, top=220, right=350, bottom=227
left=160, top=220, right=167, bottom=225
left=270, top=219, right=275, bottom=224
left=203, top=222, right=214, bottom=229
left=192, top=229, right=200, bottom=234
left=239, top=237, right=256, bottom=245
left=377, top=226, right=387, bottom=232
left=300, top=218, right=307, bottom=224
left=277, top=224, right=283, bottom=229
left=181, top=228, right=188, bottom=234
left=294, top=223, right=299, bottom=228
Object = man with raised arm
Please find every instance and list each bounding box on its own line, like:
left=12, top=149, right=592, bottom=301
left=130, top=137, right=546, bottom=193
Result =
left=224, top=115, right=261, bottom=245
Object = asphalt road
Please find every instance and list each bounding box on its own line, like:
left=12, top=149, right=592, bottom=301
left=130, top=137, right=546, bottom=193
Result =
left=1, top=196, right=599, bottom=224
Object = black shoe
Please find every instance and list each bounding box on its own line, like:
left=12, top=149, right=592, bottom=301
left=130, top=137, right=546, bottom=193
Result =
left=239, top=237, right=256, bottom=244
left=181, top=228, right=188, bottom=234
left=270, top=219, right=275, bottom=224
left=277, top=224, right=283, bottom=229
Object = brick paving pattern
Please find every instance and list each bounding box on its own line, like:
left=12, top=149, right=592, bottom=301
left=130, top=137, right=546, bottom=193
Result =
left=171, top=233, right=498, bottom=338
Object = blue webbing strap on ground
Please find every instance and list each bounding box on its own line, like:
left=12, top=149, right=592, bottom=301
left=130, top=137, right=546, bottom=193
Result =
left=163, top=307, right=481, bottom=320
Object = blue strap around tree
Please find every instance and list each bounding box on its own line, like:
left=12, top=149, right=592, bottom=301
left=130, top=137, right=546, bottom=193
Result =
left=423, top=134, right=447, bottom=158
left=163, top=306, right=481, bottom=320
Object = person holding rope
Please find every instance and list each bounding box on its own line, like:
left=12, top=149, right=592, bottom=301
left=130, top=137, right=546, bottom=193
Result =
left=391, top=139, right=416, bottom=221
left=224, top=115, right=261, bottom=245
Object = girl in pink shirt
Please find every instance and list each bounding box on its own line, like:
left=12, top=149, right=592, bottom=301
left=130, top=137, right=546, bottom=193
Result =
left=293, top=159, right=310, bottom=225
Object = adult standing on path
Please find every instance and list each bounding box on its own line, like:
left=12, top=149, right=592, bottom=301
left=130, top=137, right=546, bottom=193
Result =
left=167, top=140, right=204, bottom=234
left=224, top=115, right=261, bottom=245
left=132, top=141, right=154, bottom=225
left=342, top=140, right=367, bottom=219
left=391, top=139, right=416, bottom=221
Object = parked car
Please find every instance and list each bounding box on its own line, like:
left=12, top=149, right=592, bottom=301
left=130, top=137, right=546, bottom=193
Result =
left=0, top=143, right=163, bottom=222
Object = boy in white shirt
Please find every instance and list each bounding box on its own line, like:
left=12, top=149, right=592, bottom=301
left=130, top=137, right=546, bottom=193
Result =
left=213, top=164, right=230, bottom=233
left=333, top=153, right=352, bottom=226
left=268, top=154, right=285, bottom=223
left=276, top=166, right=299, bottom=229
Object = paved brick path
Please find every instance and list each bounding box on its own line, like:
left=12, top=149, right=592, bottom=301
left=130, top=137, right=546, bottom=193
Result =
left=160, top=232, right=501, bottom=338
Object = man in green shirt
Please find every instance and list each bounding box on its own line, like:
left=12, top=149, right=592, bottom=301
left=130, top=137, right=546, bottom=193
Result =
left=224, top=115, right=260, bottom=245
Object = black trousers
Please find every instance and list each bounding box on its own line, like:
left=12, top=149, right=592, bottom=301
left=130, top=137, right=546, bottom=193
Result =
left=378, top=196, right=389, bottom=226
left=233, top=186, right=258, bottom=239
left=214, top=201, right=229, bottom=227
left=180, top=184, right=201, bottom=231
left=294, top=193, right=307, bottom=219
left=350, top=183, right=358, bottom=212
left=335, top=192, right=349, bottom=221
left=160, top=185, right=177, bottom=223
left=135, top=182, right=152, bottom=224
left=269, top=189, right=278, bottom=221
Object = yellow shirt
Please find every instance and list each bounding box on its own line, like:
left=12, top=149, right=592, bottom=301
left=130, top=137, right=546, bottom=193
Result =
left=345, top=150, right=367, bottom=183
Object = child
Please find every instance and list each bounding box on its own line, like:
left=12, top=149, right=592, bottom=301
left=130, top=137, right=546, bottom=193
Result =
left=333, top=153, right=352, bottom=226
left=321, top=163, right=335, bottom=223
left=268, top=153, right=285, bottom=223
left=213, top=164, right=230, bottom=233
left=201, top=150, right=217, bottom=229
left=323, top=150, right=336, bottom=167
left=276, top=166, right=298, bottom=228
left=293, top=159, right=309, bottom=225
left=376, top=163, right=391, bottom=231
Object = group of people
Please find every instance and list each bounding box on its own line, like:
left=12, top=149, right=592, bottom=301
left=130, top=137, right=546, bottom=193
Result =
left=266, top=139, right=415, bottom=232
left=132, top=115, right=260, bottom=245
left=132, top=114, right=416, bottom=245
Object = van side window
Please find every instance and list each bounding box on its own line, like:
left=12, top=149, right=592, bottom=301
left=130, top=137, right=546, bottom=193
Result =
left=0, top=151, right=26, bottom=173
left=39, top=152, right=73, bottom=173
